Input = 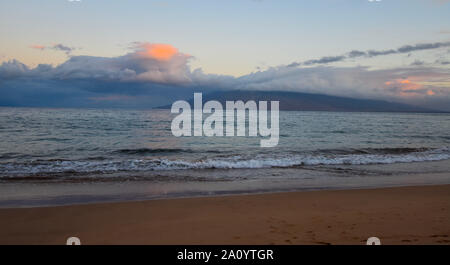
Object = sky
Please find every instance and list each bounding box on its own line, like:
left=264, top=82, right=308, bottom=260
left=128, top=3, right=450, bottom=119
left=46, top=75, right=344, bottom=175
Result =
left=0, top=0, right=450, bottom=110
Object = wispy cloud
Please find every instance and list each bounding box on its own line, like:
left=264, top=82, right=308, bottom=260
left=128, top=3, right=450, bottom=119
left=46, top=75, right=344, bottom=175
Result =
left=29, top=43, right=78, bottom=55
left=30, top=45, right=46, bottom=50
left=287, top=41, right=450, bottom=67
left=51, top=44, right=75, bottom=55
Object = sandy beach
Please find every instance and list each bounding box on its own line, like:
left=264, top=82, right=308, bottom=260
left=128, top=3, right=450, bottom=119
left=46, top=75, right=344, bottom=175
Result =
left=0, top=184, right=449, bottom=245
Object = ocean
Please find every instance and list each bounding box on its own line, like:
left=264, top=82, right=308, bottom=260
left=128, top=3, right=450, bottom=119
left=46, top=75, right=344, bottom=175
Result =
left=0, top=107, right=449, bottom=207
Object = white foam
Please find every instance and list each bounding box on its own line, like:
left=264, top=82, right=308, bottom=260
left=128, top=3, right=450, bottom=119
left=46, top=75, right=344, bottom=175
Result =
left=1, top=148, right=449, bottom=175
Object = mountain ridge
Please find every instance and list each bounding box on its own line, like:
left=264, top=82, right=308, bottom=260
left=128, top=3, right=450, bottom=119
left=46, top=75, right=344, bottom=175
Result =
left=156, top=90, right=443, bottom=113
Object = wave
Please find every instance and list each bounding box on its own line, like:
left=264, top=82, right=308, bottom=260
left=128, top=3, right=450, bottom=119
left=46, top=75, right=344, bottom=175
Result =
left=0, top=147, right=449, bottom=176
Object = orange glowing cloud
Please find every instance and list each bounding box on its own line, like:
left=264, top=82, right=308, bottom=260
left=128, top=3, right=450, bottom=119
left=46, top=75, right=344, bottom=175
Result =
left=137, top=43, right=178, bottom=61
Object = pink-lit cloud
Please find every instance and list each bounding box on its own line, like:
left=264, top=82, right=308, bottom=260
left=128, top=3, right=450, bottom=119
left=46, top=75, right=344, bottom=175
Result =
left=382, top=74, right=449, bottom=98
left=30, top=45, right=46, bottom=50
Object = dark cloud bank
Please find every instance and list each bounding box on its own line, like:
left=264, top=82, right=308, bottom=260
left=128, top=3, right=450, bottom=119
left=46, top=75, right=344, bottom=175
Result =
left=1, top=42, right=450, bottom=111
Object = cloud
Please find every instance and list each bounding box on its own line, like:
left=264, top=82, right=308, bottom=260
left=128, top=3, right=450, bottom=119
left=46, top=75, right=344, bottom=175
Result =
left=0, top=59, right=31, bottom=79
left=238, top=65, right=447, bottom=95
left=29, top=43, right=77, bottom=55
left=2, top=42, right=450, bottom=111
left=51, top=44, right=75, bottom=55
left=436, top=58, right=450, bottom=65
left=234, top=65, right=450, bottom=110
left=396, top=42, right=450, bottom=53
left=348, top=50, right=366, bottom=58
left=16, top=42, right=234, bottom=87
left=287, top=41, right=450, bottom=67
left=135, top=43, right=179, bottom=61
left=411, top=60, right=425, bottom=66
left=0, top=42, right=236, bottom=108
left=30, top=45, right=46, bottom=50
left=303, top=56, right=346, bottom=66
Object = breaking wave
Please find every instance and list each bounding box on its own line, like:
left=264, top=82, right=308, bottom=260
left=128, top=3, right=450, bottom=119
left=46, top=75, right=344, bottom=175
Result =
left=0, top=147, right=449, bottom=176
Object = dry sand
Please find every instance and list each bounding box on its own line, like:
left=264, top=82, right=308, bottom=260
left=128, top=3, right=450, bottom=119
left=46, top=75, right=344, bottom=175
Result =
left=0, top=184, right=449, bottom=245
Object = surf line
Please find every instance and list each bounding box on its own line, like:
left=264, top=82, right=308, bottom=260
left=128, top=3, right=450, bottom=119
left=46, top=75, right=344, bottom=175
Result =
left=170, top=93, right=279, bottom=147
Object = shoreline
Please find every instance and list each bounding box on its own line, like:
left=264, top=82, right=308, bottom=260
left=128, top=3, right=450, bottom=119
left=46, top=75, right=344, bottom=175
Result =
left=2, top=180, right=450, bottom=209
left=2, top=160, right=450, bottom=209
left=0, top=184, right=449, bottom=245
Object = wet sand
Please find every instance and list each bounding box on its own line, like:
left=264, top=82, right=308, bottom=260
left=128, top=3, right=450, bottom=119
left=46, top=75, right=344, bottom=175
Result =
left=0, top=184, right=449, bottom=245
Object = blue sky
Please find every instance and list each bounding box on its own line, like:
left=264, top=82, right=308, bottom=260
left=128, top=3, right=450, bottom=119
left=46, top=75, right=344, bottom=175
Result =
left=0, top=0, right=449, bottom=110
left=2, top=0, right=450, bottom=75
